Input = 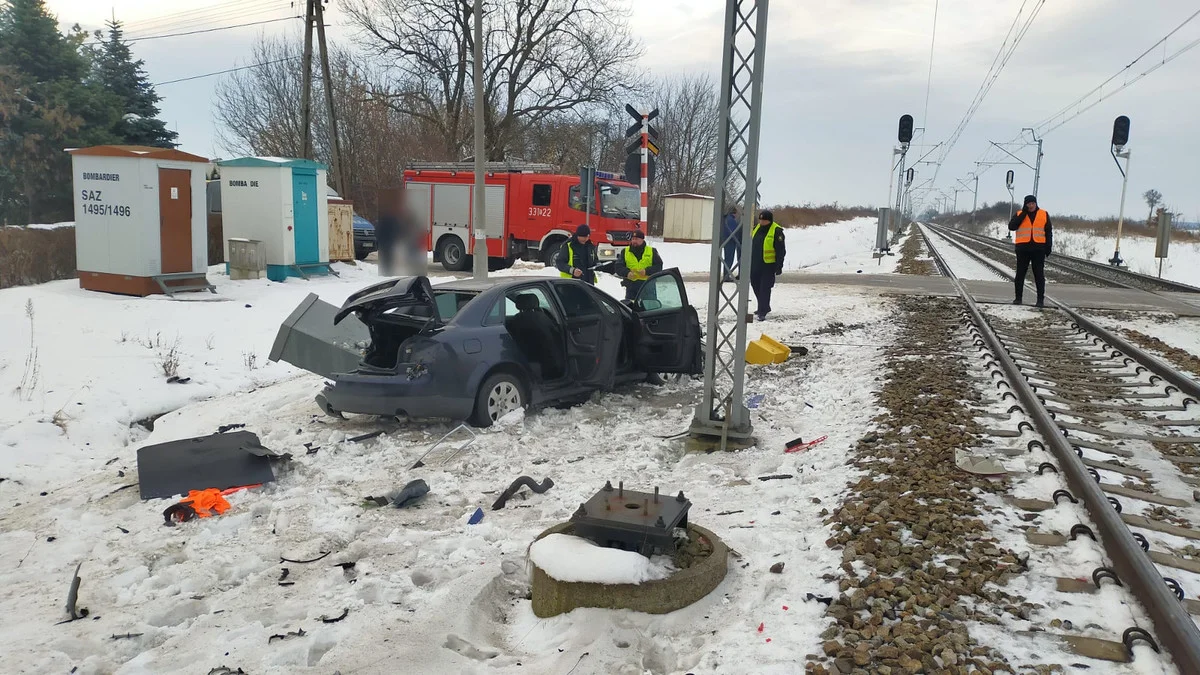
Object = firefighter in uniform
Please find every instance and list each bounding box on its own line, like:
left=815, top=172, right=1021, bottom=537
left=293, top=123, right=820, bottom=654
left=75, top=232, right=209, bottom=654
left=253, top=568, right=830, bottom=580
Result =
left=555, top=224, right=599, bottom=284
left=614, top=229, right=664, bottom=300
left=751, top=210, right=786, bottom=321
left=1008, top=194, right=1054, bottom=307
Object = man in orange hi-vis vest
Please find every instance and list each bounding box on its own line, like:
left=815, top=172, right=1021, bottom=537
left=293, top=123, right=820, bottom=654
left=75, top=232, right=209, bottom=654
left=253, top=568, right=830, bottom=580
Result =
left=1007, top=194, right=1054, bottom=308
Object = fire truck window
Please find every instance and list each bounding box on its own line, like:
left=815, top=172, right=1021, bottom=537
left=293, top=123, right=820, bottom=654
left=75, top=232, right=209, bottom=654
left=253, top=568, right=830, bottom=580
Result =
left=532, top=184, right=552, bottom=206
left=568, top=185, right=597, bottom=215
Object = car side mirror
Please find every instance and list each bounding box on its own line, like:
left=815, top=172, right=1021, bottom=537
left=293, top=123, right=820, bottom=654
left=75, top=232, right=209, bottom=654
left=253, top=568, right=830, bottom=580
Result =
left=640, top=299, right=663, bottom=312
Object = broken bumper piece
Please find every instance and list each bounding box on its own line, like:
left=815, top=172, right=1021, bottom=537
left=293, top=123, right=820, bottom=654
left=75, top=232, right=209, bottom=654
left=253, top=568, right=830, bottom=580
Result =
left=317, top=367, right=473, bottom=420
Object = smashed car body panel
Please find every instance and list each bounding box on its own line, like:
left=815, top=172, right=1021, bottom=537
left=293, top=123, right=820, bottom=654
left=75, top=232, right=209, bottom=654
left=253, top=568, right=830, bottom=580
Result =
left=273, top=271, right=703, bottom=426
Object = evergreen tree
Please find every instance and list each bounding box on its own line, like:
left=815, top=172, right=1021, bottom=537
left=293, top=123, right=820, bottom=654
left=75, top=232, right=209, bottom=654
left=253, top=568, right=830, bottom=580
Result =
left=0, top=0, right=120, bottom=224
left=90, top=20, right=177, bottom=147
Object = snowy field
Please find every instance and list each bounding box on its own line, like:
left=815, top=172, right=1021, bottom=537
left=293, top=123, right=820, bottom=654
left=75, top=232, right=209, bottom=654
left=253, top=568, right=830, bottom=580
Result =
left=1, top=218, right=901, bottom=674
left=5, top=214, right=1200, bottom=673
left=981, top=219, right=1200, bottom=286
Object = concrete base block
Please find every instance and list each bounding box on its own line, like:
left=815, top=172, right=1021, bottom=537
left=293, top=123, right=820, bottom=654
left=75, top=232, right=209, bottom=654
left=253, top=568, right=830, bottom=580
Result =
left=530, top=522, right=728, bottom=618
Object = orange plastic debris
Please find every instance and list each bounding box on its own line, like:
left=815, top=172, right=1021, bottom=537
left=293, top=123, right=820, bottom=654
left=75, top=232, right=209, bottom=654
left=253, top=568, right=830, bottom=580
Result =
left=179, top=488, right=232, bottom=518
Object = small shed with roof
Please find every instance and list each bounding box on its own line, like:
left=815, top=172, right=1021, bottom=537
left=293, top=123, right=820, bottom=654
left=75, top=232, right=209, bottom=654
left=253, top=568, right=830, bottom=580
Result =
left=68, top=145, right=215, bottom=296
left=663, top=193, right=716, bottom=243
left=216, top=156, right=334, bottom=282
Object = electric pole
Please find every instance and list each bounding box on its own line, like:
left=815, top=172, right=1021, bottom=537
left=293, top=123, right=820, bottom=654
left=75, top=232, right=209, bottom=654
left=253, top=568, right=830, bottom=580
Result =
left=472, top=0, right=487, bottom=280
left=1024, top=127, right=1043, bottom=197
left=299, top=0, right=345, bottom=197
left=314, top=0, right=344, bottom=197
left=299, top=0, right=314, bottom=160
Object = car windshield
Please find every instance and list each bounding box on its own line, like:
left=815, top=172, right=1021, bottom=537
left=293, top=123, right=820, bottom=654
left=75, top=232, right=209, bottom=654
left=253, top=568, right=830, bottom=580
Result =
left=599, top=182, right=639, bottom=219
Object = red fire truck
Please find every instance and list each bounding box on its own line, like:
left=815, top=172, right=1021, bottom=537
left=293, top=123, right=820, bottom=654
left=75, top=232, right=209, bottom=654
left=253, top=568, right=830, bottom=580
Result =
left=401, top=161, right=642, bottom=272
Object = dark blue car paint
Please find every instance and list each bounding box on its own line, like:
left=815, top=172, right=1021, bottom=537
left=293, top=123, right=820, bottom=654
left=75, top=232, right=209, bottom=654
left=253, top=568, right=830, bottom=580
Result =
left=317, top=273, right=700, bottom=423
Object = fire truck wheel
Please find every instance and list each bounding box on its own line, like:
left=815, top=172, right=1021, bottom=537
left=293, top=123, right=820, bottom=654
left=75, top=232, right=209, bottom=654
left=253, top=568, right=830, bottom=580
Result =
left=438, top=236, right=470, bottom=272
left=541, top=238, right=565, bottom=266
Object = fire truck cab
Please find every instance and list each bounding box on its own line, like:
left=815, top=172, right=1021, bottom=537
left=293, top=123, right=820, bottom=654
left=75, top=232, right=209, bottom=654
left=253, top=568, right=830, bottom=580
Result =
left=402, top=162, right=641, bottom=272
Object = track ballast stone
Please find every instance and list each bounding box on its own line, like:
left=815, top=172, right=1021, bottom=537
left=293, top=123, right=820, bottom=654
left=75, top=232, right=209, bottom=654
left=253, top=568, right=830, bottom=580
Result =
left=808, top=296, right=1043, bottom=675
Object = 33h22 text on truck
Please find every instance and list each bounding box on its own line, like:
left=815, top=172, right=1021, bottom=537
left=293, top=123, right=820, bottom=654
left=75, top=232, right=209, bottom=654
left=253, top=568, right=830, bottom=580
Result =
left=400, top=162, right=642, bottom=272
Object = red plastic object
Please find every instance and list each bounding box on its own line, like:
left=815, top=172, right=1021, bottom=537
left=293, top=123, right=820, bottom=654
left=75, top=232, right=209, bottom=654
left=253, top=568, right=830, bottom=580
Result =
left=757, top=622, right=764, bottom=633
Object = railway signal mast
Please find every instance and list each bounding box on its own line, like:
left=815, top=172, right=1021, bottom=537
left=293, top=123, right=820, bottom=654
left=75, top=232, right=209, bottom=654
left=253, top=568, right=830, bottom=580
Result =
left=1005, top=170, right=1015, bottom=239
left=1109, top=115, right=1132, bottom=267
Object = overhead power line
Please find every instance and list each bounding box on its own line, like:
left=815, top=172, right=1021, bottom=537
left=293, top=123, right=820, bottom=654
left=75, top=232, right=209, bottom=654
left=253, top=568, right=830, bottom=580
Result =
left=88, top=16, right=301, bottom=45
left=932, top=0, right=1047, bottom=180
left=966, top=8, right=1200, bottom=183
left=120, top=0, right=293, bottom=37
left=1030, top=8, right=1200, bottom=135
left=153, top=57, right=298, bottom=87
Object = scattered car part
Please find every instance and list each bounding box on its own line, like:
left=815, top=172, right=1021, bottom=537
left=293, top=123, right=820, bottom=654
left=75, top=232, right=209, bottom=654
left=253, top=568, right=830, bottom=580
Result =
left=491, top=476, right=555, bottom=510
left=268, top=292, right=370, bottom=379
left=320, top=608, right=350, bottom=623
left=65, top=562, right=87, bottom=621
left=411, top=424, right=477, bottom=469
left=280, top=551, right=331, bottom=564
left=387, top=479, right=429, bottom=508
left=137, top=431, right=276, bottom=500
left=468, top=507, right=485, bottom=525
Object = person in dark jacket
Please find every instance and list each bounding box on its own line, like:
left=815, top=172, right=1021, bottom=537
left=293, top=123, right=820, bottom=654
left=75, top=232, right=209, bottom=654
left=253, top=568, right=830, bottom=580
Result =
left=613, top=229, right=664, bottom=300
left=721, top=206, right=740, bottom=282
left=750, top=210, right=786, bottom=321
left=555, top=224, right=599, bottom=284
left=1008, top=194, right=1054, bottom=307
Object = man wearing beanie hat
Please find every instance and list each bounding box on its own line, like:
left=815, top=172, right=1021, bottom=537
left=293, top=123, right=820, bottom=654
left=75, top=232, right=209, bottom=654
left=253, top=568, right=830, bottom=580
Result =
left=555, top=224, right=599, bottom=284
left=614, top=228, right=663, bottom=300
left=1007, top=195, right=1054, bottom=307
left=750, top=209, right=786, bottom=321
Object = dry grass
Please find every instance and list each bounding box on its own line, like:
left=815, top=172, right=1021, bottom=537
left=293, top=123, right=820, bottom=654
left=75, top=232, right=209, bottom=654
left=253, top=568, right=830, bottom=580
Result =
left=767, top=203, right=876, bottom=228
left=0, top=227, right=77, bottom=289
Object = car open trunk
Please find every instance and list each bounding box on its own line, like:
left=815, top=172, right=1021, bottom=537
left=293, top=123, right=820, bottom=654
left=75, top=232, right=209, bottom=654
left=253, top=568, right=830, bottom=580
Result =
left=269, top=277, right=443, bottom=378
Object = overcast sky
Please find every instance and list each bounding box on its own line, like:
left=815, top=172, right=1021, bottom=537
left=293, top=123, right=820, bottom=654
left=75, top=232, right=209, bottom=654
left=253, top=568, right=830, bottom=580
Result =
left=47, top=0, right=1200, bottom=221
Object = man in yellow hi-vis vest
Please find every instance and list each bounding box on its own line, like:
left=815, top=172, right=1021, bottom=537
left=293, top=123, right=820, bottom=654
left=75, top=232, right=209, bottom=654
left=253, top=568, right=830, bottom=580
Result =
left=614, top=229, right=664, bottom=300
left=1007, top=195, right=1054, bottom=308
left=751, top=210, right=786, bottom=321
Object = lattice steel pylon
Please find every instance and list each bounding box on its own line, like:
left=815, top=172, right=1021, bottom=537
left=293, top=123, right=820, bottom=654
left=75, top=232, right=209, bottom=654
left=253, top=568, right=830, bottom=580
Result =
left=689, top=0, right=769, bottom=448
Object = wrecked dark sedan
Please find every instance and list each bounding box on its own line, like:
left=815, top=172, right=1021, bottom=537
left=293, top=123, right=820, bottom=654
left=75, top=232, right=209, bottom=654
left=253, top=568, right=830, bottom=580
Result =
left=269, top=270, right=703, bottom=426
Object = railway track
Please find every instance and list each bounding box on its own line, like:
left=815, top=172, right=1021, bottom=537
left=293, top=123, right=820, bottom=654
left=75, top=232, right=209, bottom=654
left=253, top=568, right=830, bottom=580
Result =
left=929, top=223, right=1200, bottom=295
left=916, top=223, right=1200, bottom=670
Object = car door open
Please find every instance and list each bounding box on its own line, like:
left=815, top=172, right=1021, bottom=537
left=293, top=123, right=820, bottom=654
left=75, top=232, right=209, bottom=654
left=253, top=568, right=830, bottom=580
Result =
left=553, top=281, right=622, bottom=389
left=631, top=269, right=702, bottom=374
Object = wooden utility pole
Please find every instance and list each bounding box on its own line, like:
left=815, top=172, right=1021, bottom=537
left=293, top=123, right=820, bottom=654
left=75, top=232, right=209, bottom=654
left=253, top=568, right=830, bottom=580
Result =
left=299, top=0, right=315, bottom=160
left=298, top=0, right=345, bottom=198
left=314, top=0, right=345, bottom=197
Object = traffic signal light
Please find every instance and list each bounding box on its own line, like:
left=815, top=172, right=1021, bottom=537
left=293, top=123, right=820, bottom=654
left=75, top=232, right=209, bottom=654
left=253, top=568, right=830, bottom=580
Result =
left=1111, top=115, right=1130, bottom=148
left=898, top=115, right=914, bottom=144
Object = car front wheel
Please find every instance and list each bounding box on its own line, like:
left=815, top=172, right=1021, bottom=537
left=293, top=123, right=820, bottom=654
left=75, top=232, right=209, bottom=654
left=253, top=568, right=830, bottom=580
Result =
left=471, top=373, right=525, bottom=427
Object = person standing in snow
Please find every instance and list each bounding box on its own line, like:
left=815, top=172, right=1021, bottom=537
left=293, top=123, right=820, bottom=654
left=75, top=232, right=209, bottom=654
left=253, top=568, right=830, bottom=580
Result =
left=721, top=205, right=741, bottom=282
left=750, top=210, right=786, bottom=321
left=555, top=224, right=599, bottom=285
left=614, top=228, right=664, bottom=300
left=1008, top=194, right=1054, bottom=307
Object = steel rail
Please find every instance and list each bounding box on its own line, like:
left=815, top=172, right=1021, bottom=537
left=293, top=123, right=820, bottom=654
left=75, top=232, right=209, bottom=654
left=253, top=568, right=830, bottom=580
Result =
left=927, top=224, right=1200, bottom=401
left=938, top=224, right=1200, bottom=294
left=919, top=224, right=1200, bottom=670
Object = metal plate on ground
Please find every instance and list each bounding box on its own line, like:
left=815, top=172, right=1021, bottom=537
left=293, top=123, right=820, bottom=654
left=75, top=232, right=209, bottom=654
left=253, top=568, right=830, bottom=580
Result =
left=136, top=431, right=276, bottom=500
left=570, top=483, right=690, bottom=555
left=1015, top=631, right=1131, bottom=663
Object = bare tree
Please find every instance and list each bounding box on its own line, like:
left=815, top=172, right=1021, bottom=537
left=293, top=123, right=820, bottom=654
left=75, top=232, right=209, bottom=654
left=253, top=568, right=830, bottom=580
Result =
left=644, top=74, right=721, bottom=233
left=213, top=35, right=448, bottom=218
left=1144, top=188, right=1162, bottom=224
left=344, top=0, right=643, bottom=160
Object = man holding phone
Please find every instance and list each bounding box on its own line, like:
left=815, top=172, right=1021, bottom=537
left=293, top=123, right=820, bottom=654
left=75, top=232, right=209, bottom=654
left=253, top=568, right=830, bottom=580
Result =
left=1008, top=194, right=1054, bottom=308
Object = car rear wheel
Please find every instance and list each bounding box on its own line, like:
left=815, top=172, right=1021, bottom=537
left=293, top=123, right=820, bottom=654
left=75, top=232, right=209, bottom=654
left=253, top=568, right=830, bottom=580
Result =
left=438, top=236, right=470, bottom=272
left=471, top=373, right=526, bottom=427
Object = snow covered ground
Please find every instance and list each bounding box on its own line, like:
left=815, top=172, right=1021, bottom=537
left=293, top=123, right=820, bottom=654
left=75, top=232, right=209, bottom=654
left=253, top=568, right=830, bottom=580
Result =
left=0, top=220, right=899, bottom=674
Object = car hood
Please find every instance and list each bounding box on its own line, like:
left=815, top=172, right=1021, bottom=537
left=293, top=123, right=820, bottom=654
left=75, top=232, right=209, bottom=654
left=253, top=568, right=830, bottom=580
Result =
left=334, top=276, right=441, bottom=326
